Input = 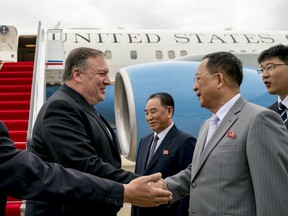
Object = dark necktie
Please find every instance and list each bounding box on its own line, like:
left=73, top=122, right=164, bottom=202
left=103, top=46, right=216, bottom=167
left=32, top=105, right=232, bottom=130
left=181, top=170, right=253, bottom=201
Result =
left=92, top=106, right=101, bottom=117
left=146, top=135, right=159, bottom=166
left=278, top=102, right=287, bottom=126
left=92, top=106, right=112, bottom=138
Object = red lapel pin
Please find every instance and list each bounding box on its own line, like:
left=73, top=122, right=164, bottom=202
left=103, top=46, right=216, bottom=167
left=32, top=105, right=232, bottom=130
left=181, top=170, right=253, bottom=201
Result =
left=163, top=150, right=169, bottom=155
left=227, top=131, right=236, bottom=139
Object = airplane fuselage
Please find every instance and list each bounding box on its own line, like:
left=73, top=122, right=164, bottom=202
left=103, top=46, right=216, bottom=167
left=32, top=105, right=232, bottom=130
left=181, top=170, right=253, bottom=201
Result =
left=59, top=29, right=288, bottom=79
left=2, top=26, right=288, bottom=81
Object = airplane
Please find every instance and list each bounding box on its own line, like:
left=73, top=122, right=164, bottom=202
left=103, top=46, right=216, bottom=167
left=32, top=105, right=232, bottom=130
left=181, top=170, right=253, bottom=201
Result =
left=0, top=23, right=286, bottom=216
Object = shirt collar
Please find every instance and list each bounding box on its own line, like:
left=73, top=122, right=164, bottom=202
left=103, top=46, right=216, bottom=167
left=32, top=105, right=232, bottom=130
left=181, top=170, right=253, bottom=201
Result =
left=278, top=96, right=288, bottom=109
left=154, top=122, right=174, bottom=142
left=215, top=93, right=241, bottom=121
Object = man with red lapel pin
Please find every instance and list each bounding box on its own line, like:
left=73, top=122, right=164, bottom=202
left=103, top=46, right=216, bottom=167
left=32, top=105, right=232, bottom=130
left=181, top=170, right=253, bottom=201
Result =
left=131, top=92, right=196, bottom=216
left=153, top=52, right=288, bottom=216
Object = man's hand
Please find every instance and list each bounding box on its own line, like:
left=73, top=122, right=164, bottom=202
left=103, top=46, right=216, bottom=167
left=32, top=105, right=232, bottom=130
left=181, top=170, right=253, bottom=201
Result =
left=123, top=172, right=172, bottom=207
left=149, top=178, right=168, bottom=190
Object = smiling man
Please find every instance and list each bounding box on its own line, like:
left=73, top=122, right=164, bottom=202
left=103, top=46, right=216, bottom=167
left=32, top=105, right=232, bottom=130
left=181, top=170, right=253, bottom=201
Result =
left=131, top=92, right=196, bottom=216
left=152, top=52, right=288, bottom=216
left=25, top=47, right=139, bottom=216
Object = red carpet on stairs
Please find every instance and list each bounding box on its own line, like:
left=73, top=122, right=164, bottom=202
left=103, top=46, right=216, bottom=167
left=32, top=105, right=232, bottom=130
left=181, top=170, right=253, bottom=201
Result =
left=0, top=61, right=34, bottom=216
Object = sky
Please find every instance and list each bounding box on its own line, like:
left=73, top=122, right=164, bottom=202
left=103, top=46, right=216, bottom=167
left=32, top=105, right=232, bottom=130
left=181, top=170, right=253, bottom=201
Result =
left=1, top=0, right=288, bottom=31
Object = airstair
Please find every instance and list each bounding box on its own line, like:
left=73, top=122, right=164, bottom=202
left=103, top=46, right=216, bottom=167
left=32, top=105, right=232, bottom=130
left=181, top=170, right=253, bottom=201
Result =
left=0, top=61, right=33, bottom=216
left=0, top=62, right=33, bottom=150
left=0, top=23, right=45, bottom=216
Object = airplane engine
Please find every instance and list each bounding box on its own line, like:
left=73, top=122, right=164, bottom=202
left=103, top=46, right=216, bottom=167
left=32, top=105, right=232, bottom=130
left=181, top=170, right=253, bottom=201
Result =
left=112, top=60, right=276, bottom=161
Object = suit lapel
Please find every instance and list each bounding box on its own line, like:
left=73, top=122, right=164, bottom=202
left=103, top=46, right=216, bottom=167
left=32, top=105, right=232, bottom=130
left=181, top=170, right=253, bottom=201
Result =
left=192, top=97, right=246, bottom=180
left=268, top=101, right=278, bottom=113
left=268, top=101, right=288, bottom=128
left=89, top=107, right=115, bottom=142
left=61, top=84, right=115, bottom=143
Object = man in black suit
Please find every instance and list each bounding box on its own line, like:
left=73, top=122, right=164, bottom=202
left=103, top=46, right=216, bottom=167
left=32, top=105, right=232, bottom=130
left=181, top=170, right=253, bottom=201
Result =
left=131, top=92, right=196, bottom=216
left=257, top=44, right=288, bottom=129
left=0, top=121, right=172, bottom=216
left=25, top=47, right=140, bottom=216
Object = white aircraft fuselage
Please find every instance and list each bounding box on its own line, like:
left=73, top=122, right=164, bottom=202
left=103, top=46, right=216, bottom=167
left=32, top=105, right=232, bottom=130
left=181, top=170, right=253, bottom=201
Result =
left=1, top=25, right=288, bottom=81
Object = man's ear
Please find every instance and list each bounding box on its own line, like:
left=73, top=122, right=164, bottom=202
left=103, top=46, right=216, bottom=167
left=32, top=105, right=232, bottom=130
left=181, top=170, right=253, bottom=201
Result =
left=73, top=69, right=82, bottom=82
left=216, top=72, right=224, bottom=87
left=167, top=106, right=173, bottom=118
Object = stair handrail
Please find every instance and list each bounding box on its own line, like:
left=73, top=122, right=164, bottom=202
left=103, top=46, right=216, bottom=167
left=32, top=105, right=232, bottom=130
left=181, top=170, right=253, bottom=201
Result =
left=27, top=21, right=46, bottom=147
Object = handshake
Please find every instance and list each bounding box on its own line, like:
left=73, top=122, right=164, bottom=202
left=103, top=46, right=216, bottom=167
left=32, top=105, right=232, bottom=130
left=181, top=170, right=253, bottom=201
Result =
left=123, top=172, right=171, bottom=207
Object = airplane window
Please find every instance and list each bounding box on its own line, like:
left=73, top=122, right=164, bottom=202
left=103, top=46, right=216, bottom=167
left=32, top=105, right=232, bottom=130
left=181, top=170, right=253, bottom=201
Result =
left=156, top=50, right=163, bottom=59
left=130, top=50, right=137, bottom=59
left=180, top=50, right=187, bottom=56
left=104, top=50, right=112, bottom=59
left=168, top=50, right=175, bottom=59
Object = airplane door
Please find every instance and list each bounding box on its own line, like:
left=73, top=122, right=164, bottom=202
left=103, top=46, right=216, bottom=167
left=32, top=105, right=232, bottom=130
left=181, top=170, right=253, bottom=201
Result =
left=18, top=34, right=36, bottom=61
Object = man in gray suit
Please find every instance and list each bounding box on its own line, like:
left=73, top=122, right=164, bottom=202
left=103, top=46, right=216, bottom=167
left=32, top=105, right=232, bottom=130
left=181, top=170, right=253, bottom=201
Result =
left=154, top=51, right=288, bottom=215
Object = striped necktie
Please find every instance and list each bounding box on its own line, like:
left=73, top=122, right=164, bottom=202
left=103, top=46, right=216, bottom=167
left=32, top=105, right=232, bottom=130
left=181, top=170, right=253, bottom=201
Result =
left=278, top=102, right=287, bottom=126
left=146, top=135, right=159, bottom=166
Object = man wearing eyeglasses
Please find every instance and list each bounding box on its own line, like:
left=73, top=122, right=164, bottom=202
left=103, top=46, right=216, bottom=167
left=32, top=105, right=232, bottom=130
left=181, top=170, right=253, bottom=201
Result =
left=257, top=44, right=288, bottom=129
left=151, top=51, right=288, bottom=216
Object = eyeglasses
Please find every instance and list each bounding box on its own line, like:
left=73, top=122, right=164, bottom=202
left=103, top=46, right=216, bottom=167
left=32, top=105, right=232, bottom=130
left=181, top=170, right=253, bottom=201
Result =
left=257, top=63, right=288, bottom=74
left=194, top=73, right=216, bottom=83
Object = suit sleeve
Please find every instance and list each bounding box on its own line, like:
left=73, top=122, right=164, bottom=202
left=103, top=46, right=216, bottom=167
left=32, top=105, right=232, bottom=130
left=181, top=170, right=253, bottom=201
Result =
left=246, top=110, right=288, bottom=215
left=164, top=164, right=192, bottom=204
left=0, top=121, right=124, bottom=208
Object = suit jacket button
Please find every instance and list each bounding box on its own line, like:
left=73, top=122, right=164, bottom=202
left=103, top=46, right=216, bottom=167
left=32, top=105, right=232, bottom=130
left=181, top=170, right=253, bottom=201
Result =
left=192, top=182, right=196, bottom=188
